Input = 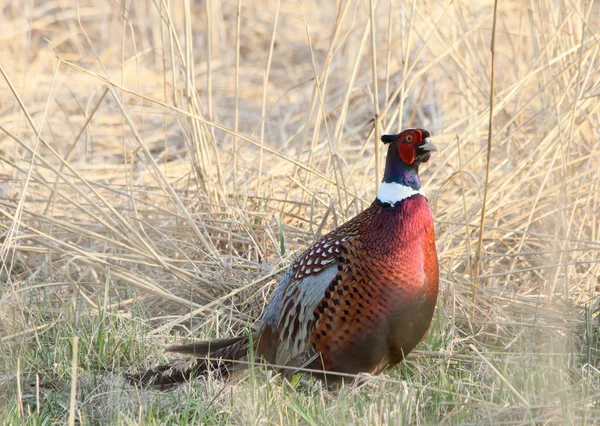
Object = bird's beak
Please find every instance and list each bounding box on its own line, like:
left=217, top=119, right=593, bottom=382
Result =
left=418, top=138, right=438, bottom=152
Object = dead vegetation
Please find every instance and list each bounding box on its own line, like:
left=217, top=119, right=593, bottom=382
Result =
left=0, top=0, right=599, bottom=423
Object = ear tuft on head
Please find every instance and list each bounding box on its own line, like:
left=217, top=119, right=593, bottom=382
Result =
left=381, top=134, right=398, bottom=144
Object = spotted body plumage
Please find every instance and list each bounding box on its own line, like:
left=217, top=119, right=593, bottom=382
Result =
left=258, top=194, right=438, bottom=376
left=130, top=128, right=440, bottom=387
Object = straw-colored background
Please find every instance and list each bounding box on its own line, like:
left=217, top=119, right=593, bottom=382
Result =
left=1, top=0, right=599, bottom=423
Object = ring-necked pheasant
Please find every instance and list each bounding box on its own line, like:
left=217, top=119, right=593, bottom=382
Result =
left=131, top=128, right=439, bottom=386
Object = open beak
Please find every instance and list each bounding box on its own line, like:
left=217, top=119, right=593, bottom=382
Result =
left=418, top=138, right=438, bottom=152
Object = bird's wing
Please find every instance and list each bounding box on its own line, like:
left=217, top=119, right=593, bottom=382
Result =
left=273, top=265, right=338, bottom=368
left=258, top=230, right=357, bottom=369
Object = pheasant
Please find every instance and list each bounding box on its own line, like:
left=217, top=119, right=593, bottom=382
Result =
left=131, top=128, right=439, bottom=386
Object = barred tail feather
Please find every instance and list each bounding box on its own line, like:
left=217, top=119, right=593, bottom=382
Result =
left=167, top=336, right=248, bottom=356
left=128, top=336, right=252, bottom=388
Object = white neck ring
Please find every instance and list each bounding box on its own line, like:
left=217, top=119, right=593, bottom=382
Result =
left=376, top=182, right=424, bottom=207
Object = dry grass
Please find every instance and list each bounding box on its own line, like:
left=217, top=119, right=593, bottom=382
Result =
left=1, top=0, right=599, bottom=424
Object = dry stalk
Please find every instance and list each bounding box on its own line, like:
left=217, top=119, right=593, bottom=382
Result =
left=472, top=0, right=499, bottom=310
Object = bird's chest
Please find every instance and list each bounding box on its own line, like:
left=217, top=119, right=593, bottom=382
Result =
left=361, top=209, right=430, bottom=290
left=355, top=201, right=439, bottom=321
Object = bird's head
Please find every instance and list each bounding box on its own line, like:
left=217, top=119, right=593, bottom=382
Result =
left=377, top=128, right=437, bottom=198
left=381, top=128, right=437, bottom=166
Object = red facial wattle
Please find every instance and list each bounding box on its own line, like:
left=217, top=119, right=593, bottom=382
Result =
left=399, top=143, right=416, bottom=165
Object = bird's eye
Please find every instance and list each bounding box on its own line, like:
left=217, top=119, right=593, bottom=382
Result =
left=405, top=135, right=413, bottom=143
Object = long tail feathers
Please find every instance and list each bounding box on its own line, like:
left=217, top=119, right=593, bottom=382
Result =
left=128, top=336, right=253, bottom=388
left=167, top=336, right=247, bottom=356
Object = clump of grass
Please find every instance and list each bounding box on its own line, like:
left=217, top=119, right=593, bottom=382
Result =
left=1, top=0, right=599, bottom=423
